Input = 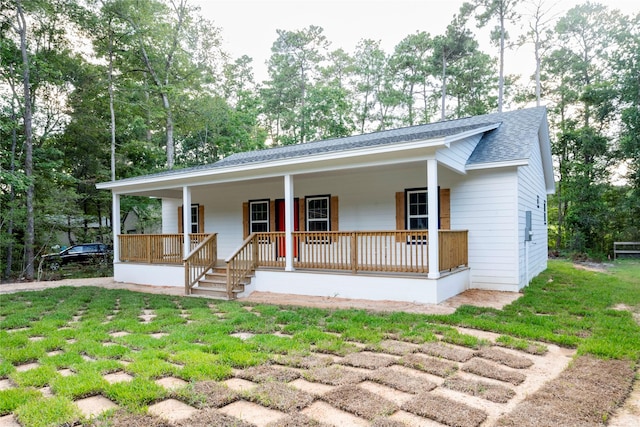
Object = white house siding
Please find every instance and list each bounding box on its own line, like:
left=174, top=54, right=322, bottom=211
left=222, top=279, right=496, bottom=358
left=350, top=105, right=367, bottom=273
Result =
left=436, top=134, right=483, bottom=172
left=449, top=168, right=520, bottom=291
left=517, top=135, right=549, bottom=287
left=162, top=198, right=181, bottom=234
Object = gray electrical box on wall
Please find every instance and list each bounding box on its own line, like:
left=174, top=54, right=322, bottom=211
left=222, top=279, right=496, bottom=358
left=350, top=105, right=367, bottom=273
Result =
left=525, top=211, right=532, bottom=242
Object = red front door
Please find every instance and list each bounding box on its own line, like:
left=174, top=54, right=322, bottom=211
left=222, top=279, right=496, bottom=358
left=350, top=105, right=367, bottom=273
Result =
left=276, top=199, right=299, bottom=258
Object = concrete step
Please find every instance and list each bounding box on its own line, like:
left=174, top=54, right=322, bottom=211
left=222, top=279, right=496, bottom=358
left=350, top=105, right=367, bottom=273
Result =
left=189, top=287, right=234, bottom=300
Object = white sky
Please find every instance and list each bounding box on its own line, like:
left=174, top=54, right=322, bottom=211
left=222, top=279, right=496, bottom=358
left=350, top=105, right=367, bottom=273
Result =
left=192, top=0, right=639, bottom=83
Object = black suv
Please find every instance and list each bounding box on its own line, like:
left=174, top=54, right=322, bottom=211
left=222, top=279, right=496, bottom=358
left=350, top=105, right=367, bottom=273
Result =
left=42, top=243, right=111, bottom=270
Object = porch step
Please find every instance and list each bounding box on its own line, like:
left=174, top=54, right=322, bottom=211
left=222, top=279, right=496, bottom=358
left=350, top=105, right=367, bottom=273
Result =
left=190, top=270, right=250, bottom=300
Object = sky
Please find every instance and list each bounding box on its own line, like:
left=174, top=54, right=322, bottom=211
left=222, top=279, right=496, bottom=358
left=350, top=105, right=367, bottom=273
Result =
left=192, top=0, right=639, bottom=83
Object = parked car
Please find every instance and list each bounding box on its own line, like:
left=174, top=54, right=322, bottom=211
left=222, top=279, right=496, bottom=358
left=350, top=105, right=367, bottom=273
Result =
left=42, top=243, right=111, bottom=271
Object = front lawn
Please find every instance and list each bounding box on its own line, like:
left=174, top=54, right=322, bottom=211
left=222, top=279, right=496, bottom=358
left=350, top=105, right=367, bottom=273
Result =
left=0, top=259, right=638, bottom=426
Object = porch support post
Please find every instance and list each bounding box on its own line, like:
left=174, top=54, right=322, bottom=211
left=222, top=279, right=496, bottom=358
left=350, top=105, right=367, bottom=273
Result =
left=182, top=186, right=191, bottom=258
left=427, top=158, right=440, bottom=279
left=112, top=193, right=121, bottom=262
left=284, top=174, right=295, bottom=271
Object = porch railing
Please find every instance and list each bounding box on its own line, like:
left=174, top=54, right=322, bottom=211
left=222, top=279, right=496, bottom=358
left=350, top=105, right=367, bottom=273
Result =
left=118, top=233, right=210, bottom=264
left=227, top=230, right=468, bottom=275
left=184, top=233, right=218, bottom=295
left=225, top=235, right=259, bottom=300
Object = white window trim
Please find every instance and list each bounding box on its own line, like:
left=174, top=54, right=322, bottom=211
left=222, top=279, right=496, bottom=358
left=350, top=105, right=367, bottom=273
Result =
left=249, top=199, right=270, bottom=233
left=190, top=204, right=200, bottom=233
left=306, top=195, right=330, bottom=232
left=406, top=189, right=428, bottom=230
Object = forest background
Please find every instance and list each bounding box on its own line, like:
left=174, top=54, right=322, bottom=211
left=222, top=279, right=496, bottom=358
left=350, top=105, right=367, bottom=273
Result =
left=1, top=0, right=638, bottom=280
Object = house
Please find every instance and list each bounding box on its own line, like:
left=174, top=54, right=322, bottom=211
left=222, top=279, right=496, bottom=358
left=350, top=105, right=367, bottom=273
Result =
left=96, top=106, right=554, bottom=304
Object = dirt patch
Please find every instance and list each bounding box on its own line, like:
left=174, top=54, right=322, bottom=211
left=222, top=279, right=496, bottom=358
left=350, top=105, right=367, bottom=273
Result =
left=402, top=392, right=488, bottom=427
left=440, top=289, right=522, bottom=310
left=236, top=364, right=300, bottom=383
left=497, top=355, right=635, bottom=427
left=302, top=365, right=367, bottom=386
left=173, top=408, right=254, bottom=427
left=187, top=381, right=239, bottom=408
left=443, top=375, right=515, bottom=403
left=462, top=359, right=526, bottom=385
left=266, top=413, right=331, bottom=427
left=400, top=354, right=458, bottom=377
left=573, top=261, right=612, bottom=273
left=369, top=366, right=437, bottom=394
left=612, top=303, right=640, bottom=325
left=368, top=339, right=419, bottom=356
left=341, top=352, right=397, bottom=369
left=421, top=342, right=476, bottom=362
left=478, top=348, right=534, bottom=369
left=243, top=382, right=314, bottom=413
left=322, top=385, right=398, bottom=420
left=275, top=353, right=334, bottom=369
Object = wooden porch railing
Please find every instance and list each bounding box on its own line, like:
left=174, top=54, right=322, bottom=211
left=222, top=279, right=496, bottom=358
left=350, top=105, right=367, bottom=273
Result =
left=118, top=233, right=209, bottom=264
left=244, top=230, right=468, bottom=274
left=225, top=235, right=259, bottom=300
left=184, top=233, right=218, bottom=295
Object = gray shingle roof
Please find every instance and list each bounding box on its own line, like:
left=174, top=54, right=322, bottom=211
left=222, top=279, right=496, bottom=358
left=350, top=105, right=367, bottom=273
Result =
left=109, top=107, right=547, bottom=183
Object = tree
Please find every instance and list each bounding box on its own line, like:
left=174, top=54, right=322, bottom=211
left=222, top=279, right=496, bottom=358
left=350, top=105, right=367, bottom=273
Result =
left=519, top=0, right=557, bottom=106
left=432, top=13, right=477, bottom=120
left=262, top=25, right=329, bottom=145
left=389, top=31, right=435, bottom=125
left=470, top=0, right=520, bottom=112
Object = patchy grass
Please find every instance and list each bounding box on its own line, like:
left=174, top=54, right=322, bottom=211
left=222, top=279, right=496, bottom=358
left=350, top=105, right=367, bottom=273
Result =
left=462, top=359, right=526, bottom=385
left=322, top=384, right=398, bottom=420
left=443, top=376, right=516, bottom=403
left=14, top=395, right=80, bottom=427
left=497, top=355, right=635, bottom=426
left=243, top=382, right=314, bottom=412
left=0, top=259, right=638, bottom=423
left=402, top=392, right=487, bottom=427
left=429, top=259, right=640, bottom=359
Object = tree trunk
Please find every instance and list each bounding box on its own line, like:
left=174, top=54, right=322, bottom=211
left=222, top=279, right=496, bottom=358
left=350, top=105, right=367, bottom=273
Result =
left=498, top=12, right=505, bottom=112
left=4, top=81, right=18, bottom=280
left=17, top=0, right=35, bottom=280
left=441, top=53, right=447, bottom=120
left=108, top=23, right=117, bottom=181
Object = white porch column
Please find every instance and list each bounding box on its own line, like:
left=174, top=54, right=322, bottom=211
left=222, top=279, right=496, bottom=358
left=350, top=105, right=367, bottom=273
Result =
left=182, top=186, right=192, bottom=258
left=284, top=174, right=295, bottom=271
left=112, top=193, right=121, bottom=262
left=427, top=159, right=440, bottom=279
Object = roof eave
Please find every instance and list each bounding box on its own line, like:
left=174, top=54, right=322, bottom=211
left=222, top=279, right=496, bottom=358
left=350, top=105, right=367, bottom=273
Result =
left=465, top=159, right=529, bottom=171
left=96, top=137, right=450, bottom=192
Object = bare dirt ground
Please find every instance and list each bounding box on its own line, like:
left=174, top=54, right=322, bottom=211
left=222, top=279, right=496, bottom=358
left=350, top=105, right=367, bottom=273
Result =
left=1, top=278, right=638, bottom=426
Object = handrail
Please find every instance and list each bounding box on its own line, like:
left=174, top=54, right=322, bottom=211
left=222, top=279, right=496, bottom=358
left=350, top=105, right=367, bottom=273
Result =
left=184, top=233, right=218, bottom=295
left=225, top=234, right=258, bottom=300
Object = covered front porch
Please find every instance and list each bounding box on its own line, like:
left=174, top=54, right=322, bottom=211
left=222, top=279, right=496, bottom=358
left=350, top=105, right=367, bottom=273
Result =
left=115, top=227, right=469, bottom=303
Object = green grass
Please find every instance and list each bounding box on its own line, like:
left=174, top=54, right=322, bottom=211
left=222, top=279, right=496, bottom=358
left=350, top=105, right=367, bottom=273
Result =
left=0, top=259, right=638, bottom=423
left=14, top=395, right=79, bottom=427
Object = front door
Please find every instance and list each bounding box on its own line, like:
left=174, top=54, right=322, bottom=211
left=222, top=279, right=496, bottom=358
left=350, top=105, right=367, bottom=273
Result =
left=276, top=199, right=299, bottom=258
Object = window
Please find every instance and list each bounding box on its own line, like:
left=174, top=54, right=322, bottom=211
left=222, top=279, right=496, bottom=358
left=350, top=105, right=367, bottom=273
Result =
left=249, top=200, right=269, bottom=233
left=544, top=200, right=547, bottom=225
left=190, top=204, right=200, bottom=233
left=406, top=189, right=428, bottom=230
left=306, top=196, right=330, bottom=231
